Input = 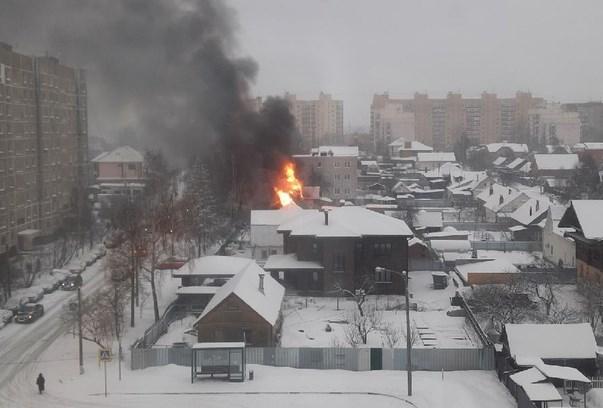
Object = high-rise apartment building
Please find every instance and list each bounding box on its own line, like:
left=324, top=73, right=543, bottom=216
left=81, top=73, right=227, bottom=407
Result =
left=0, top=42, right=87, bottom=253
left=370, top=91, right=544, bottom=154
left=562, top=102, right=603, bottom=143
left=528, top=103, right=581, bottom=146
left=286, top=92, right=343, bottom=149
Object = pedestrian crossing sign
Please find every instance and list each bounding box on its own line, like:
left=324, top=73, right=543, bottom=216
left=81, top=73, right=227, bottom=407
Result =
left=99, top=349, right=112, bottom=362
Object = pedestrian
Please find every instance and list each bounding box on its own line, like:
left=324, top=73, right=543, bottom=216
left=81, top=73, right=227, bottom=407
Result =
left=36, top=373, right=45, bottom=394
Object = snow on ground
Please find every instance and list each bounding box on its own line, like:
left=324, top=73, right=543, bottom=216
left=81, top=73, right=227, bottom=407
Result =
left=587, top=389, right=603, bottom=408
left=155, top=315, right=197, bottom=346
left=476, top=250, right=542, bottom=266
left=281, top=271, right=478, bottom=348
left=9, top=328, right=517, bottom=408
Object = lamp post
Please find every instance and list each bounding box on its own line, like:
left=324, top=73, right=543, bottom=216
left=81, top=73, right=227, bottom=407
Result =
left=375, top=266, right=412, bottom=396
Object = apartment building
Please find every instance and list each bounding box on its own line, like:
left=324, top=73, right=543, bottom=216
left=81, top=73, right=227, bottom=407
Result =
left=563, top=102, right=603, bottom=143
left=293, top=146, right=358, bottom=200
left=286, top=92, right=343, bottom=149
left=528, top=103, right=581, bottom=146
left=0, top=42, right=87, bottom=253
left=370, top=91, right=543, bottom=154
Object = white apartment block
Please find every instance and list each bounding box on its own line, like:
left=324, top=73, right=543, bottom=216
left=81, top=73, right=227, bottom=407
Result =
left=286, top=92, right=344, bottom=149
left=528, top=103, right=581, bottom=146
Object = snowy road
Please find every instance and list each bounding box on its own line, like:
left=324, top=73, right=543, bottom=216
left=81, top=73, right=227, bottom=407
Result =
left=0, top=260, right=109, bottom=406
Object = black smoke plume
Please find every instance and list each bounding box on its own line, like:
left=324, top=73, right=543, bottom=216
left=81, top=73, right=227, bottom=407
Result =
left=0, top=0, right=298, bottom=208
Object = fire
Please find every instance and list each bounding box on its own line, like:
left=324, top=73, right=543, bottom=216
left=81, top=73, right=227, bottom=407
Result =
left=274, top=162, right=303, bottom=207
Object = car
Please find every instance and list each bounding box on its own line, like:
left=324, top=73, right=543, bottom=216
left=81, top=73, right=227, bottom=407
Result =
left=15, top=303, right=44, bottom=323
left=3, top=298, right=26, bottom=316
left=61, top=275, right=83, bottom=291
left=0, top=309, right=13, bottom=328
left=24, top=287, right=44, bottom=303
left=67, top=262, right=86, bottom=274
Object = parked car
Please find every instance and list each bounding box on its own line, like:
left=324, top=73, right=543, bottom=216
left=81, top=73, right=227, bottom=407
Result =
left=0, top=309, right=13, bottom=328
left=61, top=275, right=83, bottom=291
left=67, top=262, right=86, bottom=274
left=15, top=303, right=44, bottom=323
left=3, top=298, right=25, bottom=316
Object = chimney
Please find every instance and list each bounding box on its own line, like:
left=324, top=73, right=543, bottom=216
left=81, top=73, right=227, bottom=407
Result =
left=508, top=188, right=512, bottom=195
left=320, top=208, right=330, bottom=225
left=259, top=273, right=265, bottom=294
left=536, top=200, right=540, bottom=211
left=529, top=206, right=533, bottom=216
left=499, top=194, right=504, bottom=205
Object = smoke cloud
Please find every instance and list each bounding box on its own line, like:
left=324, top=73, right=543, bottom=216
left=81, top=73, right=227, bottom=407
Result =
left=0, top=0, right=297, bottom=207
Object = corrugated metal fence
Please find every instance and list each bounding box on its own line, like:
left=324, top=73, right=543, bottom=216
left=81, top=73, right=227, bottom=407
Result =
left=470, top=241, right=541, bottom=252
left=131, top=346, right=495, bottom=372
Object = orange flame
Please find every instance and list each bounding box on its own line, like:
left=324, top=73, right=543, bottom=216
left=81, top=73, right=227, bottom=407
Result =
left=274, top=162, right=303, bottom=207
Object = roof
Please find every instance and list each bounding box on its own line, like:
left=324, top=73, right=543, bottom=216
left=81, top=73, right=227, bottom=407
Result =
left=277, top=206, right=413, bottom=238
left=505, top=323, right=597, bottom=360
left=430, top=239, right=471, bottom=253
left=533, top=154, right=579, bottom=170
left=477, top=184, right=526, bottom=213
left=250, top=202, right=307, bottom=226
left=408, top=237, right=427, bottom=248
left=416, top=152, right=457, bottom=163
left=573, top=142, right=603, bottom=151
left=91, top=146, right=144, bottom=163
left=492, top=156, right=507, bottom=166
left=173, top=256, right=253, bottom=277
left=506, top=157, right=527, bottom=170
left=455, top=259, right=519, bottom=280
left=509, top=195, right=551, bottom=226
left=536, top=363, right=591, bottom=383
left=424, top=230, right=470, bottom=239
left=486, top=143, right=529, bottom=153
left=192, top=342, right=245, bottom=350
left=559, top=200, right=603, bottom=240
left=263, top=254, right=323, bottom=270
left=413, top=211, right=443, bottom=229
left=389, top=138, right=433, bottom=151
left=509, top=367, right=546, bottom=387
left=310, top=146, right=359, bottom=157
left=194, top=260, right=285, bottom=326
left=522, top=383, right=562, bottom=402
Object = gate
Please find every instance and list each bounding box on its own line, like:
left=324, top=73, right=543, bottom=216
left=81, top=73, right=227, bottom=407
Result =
left=370, top=348, right=383, bottom=370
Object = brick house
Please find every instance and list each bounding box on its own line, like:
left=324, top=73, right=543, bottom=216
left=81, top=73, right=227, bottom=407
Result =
left=559, top=200, right=603, bottom=284
left=266, top=206, right=413, bottom=295
left=193, top=259, right=285, bottom=347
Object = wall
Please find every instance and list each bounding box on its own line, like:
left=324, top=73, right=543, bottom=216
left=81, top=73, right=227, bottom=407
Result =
left=467, top=272, right=516, bottom=285
left=542, top=230, right=575, bottom=268
left=294, top=154, right=358, bottom=200
left=96, top=161, right=143, bottom=181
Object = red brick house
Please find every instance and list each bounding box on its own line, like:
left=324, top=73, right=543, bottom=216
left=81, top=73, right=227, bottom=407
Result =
left=265, top=206, right=413, bottom=295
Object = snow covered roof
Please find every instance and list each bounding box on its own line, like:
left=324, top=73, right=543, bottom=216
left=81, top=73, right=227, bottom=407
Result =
left=509, top=367, right=546, bottom=387
left=559, top=200, right=603, bottom=240
left=506, top=157, right=527, bottom=170
left=522, top=383, right=562, bottom=402
left=408, top=237, right=428, bottom=248
left=455, top=259, right=519, bottom=280
left=263, top=254, right=323, bottom=270
left=509, top=195, right=551, bottom=226
left=310, top=146, right=359, bottom=157
left=429, top=239, right=471, bottom=253
left=533, top=154, right=579, bottom=170
left=424, top=229, right=470, bottom=239
left=416, top=152, right=457, bottom=163
left=277, top=206, right=413, bottom=238
left=505, top=323, right=597, bottom=360
left=389, top=138, right=433, bottom=151
left=477, top=184, right=526, bottom=213
left=413, top=211, right=443, bottom=229
left=91, top=146, right=144, bottom=163
left=492, top=156, right=507, bottom=166
left=536, top=363, right=591, bottom=383
left=250, top=202, right=308, bottom=226
left=194, top=260, right=285, bottom=326
left=173, top=256, right=253, bottom=277
left=573, top=142, right=603, bottom=151
left=486, top=143, right=529, bottom=154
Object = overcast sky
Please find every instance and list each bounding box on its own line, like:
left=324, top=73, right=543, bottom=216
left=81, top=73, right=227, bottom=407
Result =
left=228, top=0, right=603, bottom=131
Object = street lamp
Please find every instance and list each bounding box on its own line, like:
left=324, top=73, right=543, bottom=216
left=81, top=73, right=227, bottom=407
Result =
left=375, top=266, right=412, bottom=396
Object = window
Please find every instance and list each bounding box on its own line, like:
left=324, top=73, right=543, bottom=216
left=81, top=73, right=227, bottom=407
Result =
left=375, top=268, right=392, bottom=283
left=317, top=161, right=322, bottom=168
left=270, top=249, right=277, bottom=255
left=261, top=250, right=268, bottom=259
left=344, top=174, right=350, bottom=180
left=312, top=271, right=319, bottom=281
left=278, top=271, right=285, bottom=280
left=312, top=242, right=318, bottom=254
left=334, top=161, right=340, bottom=167
left=333, top=254, right=345, bottom=272
left=128, top=163, right=136, bottom=170
left=373, top=242, right=392, bottom=256
left=344, top=161, right=351, bottom=168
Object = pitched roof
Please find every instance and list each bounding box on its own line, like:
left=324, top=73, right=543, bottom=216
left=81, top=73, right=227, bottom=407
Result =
left=263, top=254, right=323, bottom=270
left=250, top=202, right=307, bottom=226
left=91, top=146, right=144, bottom=163
left=477, top=184, right=527, bottom=213
left=455, top=259, right=519, bottom=280
left=505, top=323, right=597, bottom=360
left=559, top=200, right=603, bottom=240
left=533, top=154, right=579, bottom=170
left=277, top=206, right=413, bottom=238
left=510, top=194, right=552, bottom=226
left=389, top=138, right=433, bottom=151
left=413, top=210, right=443, bottom=229
left=173, top=256, right=253, bottom=277
left=506, top=157, right=527, bottom=170
left=492, top=156, right=507, bottom=166
left=485, top=143, right=529, bottom=153
left=430, top=239, right=471, bottom=253
left=194, top=259, right=285, bottom=326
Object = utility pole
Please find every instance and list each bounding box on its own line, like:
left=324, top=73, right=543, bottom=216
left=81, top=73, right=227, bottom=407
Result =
left=78, top=286, right=84, bottom=374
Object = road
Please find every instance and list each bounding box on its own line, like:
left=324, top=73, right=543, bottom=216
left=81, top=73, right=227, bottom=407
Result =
left=0, top=260, right=108, bottom=406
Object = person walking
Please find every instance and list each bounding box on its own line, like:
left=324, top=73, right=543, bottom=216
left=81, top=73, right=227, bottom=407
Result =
left=36, top=373, right=45, bottom=394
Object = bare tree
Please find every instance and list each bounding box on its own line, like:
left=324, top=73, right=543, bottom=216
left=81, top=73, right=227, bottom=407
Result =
left=381, top=322, right=403, bottom=348
left=334, top=277, right=375, bottom=317
left=547, top=303, right=580, bottom=324
left=526, top=274, right=557, bottom=317
left=345, top=306, right=382, bottom=346
left=578, top=280, right=603, bottom=331
left=401, top=321, right=420, bottom=347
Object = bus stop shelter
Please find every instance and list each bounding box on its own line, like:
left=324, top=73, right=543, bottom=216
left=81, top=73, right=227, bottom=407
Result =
left=191, top=342, right=246, bottom=382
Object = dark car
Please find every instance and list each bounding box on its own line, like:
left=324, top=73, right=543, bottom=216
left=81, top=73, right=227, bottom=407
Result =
left=61, top=275, right=83, bottom=291
left=15, top=303, right=44, bottom=323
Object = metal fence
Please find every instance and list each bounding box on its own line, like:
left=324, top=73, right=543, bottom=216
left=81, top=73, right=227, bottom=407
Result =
left=409, top=259, right=445, bottom=271
left=443, top=222, right=511, bottom=231
left=131, top=346, right=495, bottom=372
left=470, top=241, right=541, bottom=252
left=131, top=303, right=188, bottom=349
